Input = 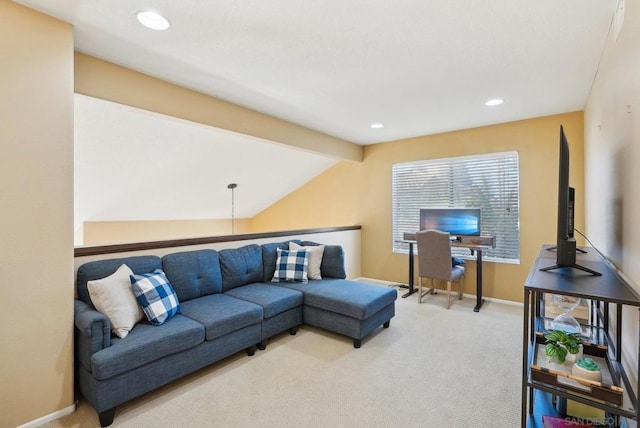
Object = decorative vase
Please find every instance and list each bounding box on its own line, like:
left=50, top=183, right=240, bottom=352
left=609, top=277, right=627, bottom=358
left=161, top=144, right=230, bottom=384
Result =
left=572, top=357, right=602, bottom=383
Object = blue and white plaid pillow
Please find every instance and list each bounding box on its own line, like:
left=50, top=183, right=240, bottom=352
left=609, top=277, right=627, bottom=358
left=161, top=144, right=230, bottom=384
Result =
left=130, top=269, right=180, bottom=326
left=271, top=248, right=310, bottom=283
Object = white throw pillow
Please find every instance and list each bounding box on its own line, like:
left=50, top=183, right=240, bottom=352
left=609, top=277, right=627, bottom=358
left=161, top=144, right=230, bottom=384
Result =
left=289, top=242, right=325, bottom=280
left=87, top=264, right=144, bottom=338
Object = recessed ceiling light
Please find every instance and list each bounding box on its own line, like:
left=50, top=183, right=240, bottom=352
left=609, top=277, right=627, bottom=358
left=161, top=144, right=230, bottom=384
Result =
left=371, top=123, right=384, bottom=129
left=136, top=11, right=171, bottom=30
left=485, top=98, right=504, bottom=107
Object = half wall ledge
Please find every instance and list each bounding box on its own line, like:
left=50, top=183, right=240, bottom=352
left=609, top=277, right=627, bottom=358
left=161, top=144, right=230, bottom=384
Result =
left=74, top=226, right=362, bottom=257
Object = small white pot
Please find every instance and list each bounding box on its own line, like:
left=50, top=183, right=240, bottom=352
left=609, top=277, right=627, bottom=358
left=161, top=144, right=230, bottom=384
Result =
left=564, top=344, right=583, bottom=364
left=572, top=361, right=602, bottom=383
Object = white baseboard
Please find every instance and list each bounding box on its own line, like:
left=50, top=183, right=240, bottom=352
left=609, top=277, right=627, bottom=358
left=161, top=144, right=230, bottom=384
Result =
left=17, top=402, right=76, bottom=428
left=356, top=277, right=523, bottom=307
left=479, top=295, right=523, bottom=307
left=354, top=277, right=397, bottom=286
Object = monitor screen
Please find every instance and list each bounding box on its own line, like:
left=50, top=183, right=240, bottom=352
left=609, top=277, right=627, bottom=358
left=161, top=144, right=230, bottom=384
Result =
left=419, top=208, right=481, bottom=236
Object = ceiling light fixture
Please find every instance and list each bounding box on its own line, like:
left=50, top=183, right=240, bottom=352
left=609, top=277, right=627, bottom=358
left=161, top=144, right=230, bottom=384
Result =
left=371, top=123, right=384, bottom=129
left=485, top=98, right=504, bottom=107
left=136, top=11, right=171, bottom=30
left=227, top=183, right=238, bottom=234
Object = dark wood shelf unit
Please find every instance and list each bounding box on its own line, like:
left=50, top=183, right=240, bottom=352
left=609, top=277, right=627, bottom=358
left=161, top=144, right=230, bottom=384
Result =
left=522, top=245, right=640, bottom=427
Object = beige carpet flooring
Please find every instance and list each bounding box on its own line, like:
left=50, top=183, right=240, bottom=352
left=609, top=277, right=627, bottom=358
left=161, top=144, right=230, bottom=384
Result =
left=43, top=283, right=524, bottom=428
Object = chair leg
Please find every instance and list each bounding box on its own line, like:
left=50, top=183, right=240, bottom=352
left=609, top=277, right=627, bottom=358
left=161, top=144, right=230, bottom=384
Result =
left=458, top=275, right=464, bottom=300
left=446, top=281, right=452, bottom=309
left=419, top=277, right=437, bottom=303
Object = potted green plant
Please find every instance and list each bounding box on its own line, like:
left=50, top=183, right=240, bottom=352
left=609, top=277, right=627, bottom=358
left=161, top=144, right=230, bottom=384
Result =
left=544, top=330, right=583, bottom=364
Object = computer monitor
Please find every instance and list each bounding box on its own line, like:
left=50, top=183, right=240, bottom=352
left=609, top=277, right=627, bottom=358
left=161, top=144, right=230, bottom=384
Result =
left=419, top=208, right=481, bottom=236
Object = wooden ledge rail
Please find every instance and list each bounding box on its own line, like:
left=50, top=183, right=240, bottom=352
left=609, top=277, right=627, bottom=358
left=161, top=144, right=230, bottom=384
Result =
left=74, top=226, right=362, bottom=257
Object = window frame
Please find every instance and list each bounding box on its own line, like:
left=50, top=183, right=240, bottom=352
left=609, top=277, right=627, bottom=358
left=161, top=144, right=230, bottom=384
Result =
left=391, top=151, right=520, bottom=264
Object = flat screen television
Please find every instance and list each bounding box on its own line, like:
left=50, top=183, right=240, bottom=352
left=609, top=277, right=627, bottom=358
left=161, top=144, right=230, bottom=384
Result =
left=539, top=125, right=600, bottom=275
left=419, top=208, right=481, bottom=236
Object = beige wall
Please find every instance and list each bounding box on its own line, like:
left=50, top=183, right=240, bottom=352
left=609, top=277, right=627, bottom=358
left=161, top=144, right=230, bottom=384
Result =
left=83, top=218, right=253, bottom=245
left=253, top=112, right=585, bottom=303
left=250, top=160, right=364, bottom=232
left=0, top=3, right=74, bottom=427
left=585, top=0, right=640, bottom=288
left=584, top=0, right=640, bottom=392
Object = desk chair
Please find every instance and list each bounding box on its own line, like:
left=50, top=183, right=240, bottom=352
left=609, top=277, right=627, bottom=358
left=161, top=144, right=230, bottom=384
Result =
left=416, top=229, right=465, bottom=308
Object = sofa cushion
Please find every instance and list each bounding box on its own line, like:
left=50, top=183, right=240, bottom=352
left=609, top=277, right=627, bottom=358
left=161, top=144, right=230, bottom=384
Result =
left=225, top=283, right=303, bottom=318
left=280, top=279, right=397, bottom=320
left=290, top=242, right=324, bottom=280
left=130, top=269, right=181, bottom=326
left=90, top=314, right=204, bottom=380
left=162, top=249, right=223, bottom=301
left=219, top=244, right=264, bottom=291
left=87, top=264, right=144, bottom=338
left=271, top=248, right=310, bottom=283
left=77, top=255, right=162, bottom=306
left=179, top=294, right=263, bottom=341
left=300, top=242, right=346, bottom=279
left=261, top=240, right=301, bottom=281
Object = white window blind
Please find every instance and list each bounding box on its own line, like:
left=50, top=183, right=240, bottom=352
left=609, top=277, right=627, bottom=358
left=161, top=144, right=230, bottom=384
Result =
left=392, top=151, right=520, bottom=262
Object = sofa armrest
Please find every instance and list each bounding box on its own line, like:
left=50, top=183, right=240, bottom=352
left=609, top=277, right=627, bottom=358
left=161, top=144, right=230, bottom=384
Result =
left=74, top=299, right=111, bottom=372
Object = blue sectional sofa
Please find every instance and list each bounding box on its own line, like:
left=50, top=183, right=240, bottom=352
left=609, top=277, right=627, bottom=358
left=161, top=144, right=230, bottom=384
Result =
left=74, top=240, right=397, bottom=426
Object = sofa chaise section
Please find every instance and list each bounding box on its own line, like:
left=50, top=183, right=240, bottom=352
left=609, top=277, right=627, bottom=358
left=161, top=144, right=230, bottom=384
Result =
left=278, top=241, right=397, bottom=348
left=280, top=278, right=396, bottom=348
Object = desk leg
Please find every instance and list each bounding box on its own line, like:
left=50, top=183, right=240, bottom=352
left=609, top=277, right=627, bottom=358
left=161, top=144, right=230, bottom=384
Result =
left=402, top=242, right=417, bottom=298
left=473, top=249, right=484, bottom=312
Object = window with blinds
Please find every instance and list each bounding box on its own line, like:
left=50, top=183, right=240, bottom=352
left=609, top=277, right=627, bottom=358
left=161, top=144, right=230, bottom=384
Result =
left=392, top=151, right=520, bottom=263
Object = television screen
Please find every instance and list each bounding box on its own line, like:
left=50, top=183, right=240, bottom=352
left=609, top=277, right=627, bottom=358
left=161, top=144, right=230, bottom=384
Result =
left=539, top=125, right=600, bottom=276
left=419, top=208, right=481, bottom=236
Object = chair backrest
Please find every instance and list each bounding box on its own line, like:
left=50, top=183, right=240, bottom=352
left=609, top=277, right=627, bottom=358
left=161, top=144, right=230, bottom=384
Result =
left=416, top=229, right=453, bottom=281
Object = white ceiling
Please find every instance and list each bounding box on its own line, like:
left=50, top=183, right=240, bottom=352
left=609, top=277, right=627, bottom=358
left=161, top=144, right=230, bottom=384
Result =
left=17, top=0, right=616, bottom=144
left=74, top=94, right=338, bottom=233
left=14, top=1, right=618, bottom=237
